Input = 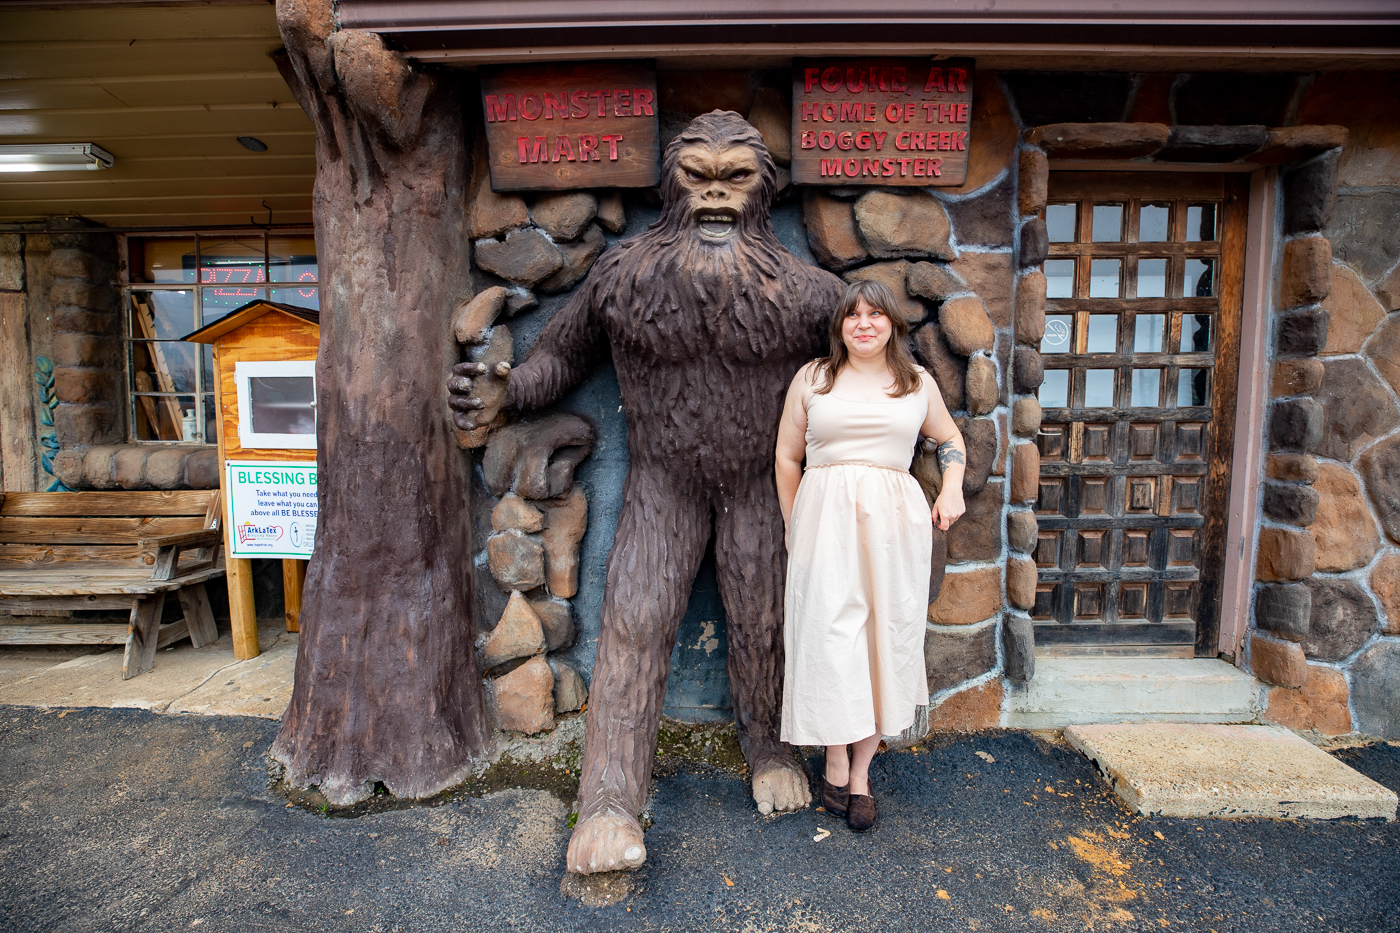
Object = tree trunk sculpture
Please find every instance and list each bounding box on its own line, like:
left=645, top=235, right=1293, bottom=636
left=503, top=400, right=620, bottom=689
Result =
left=270, top=0, right=490, bottom=804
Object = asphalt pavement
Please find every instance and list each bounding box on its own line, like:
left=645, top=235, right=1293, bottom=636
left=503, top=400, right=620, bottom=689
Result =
left=3, top=707, right=1397, bottom=933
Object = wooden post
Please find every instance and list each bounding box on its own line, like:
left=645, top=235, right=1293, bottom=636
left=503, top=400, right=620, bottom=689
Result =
left=227, top=556, right=259, bottom=659
left=282, top=558, right=305, bottom=632
left=213, top=344, right=259, bottom=660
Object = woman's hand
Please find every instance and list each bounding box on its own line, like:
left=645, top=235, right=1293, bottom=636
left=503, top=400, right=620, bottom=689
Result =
left=931, top=488, right=965, bottom=531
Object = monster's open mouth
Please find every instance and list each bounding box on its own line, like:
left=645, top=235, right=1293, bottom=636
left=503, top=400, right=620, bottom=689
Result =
left=696, top=211, right=737, bottom=239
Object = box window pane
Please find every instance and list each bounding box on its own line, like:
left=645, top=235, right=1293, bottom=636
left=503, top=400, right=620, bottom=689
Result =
left=269, top=236, right=319, bottom=284
left=1082, top=369, right=1115, bottom=408
left=133, top=392, right=197, bottom=442
left=1086, top=315, right=1117, bottom=353
left=202, top=286, right=266, bottom=323
left=135, top=238, right=196, bottom=284
left=199, top=236, right=267, bottom=319
left=1181, top=314, right=1212, bottom=352
left=1137, top=258, right=1167, bottom=298
left=1134, top=314, right=1165, bottom=353
left=270, top=286, right=320, bottom=311
left=1131, top=368, right=1161, bottom=407
left=1046, top=203, right=1077, bottom=242
left=132, top=340, right=196, bottom=394
left=1089, top=259, right=1121, bottom=298
left=1186, top=204, right=1217, bottom=242
left=1178, top=368, right=1209, bottom=407
left=1039, top=369, right=1069, bottom=407
left=1139, top=204, right=1170, bottom=242
left=1185, top=258, right=1214, bottom=297
left=249, top=376, right=317, bottom=435
left=1042, top=315, right=1073, bottom=354
left=129, top=290, right=195, bottom=340
left=1045, top=259, right=1075, bottom=298
left=1091, top=203, right=1123, bottom=242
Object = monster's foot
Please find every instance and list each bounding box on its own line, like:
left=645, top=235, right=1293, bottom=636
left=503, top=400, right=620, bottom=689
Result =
left=751, top=753, right=812, bottom=816
left=566, top=807, right=647, bottom=874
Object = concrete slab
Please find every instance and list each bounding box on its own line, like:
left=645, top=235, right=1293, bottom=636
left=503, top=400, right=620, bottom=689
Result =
left=0, top=625, right=291, bottom=716
left=0, top=646, right=107, bottom=689
left=1066, top=722, right=1398, bottom=821
left=166, top=631, right=296, bottom=718
left=1004, top=658, right=1261, bottom=728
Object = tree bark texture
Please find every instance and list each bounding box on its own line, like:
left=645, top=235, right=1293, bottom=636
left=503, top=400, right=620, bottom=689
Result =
left=270, top=0, right=489, bottom=804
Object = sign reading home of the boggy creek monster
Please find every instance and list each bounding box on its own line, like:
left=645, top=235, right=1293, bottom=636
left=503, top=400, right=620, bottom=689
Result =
left=792, top=58, right=974, bottom=186
left=480, top=61, right=660, bottom=191
left=225, top=460, right=318, bottom=559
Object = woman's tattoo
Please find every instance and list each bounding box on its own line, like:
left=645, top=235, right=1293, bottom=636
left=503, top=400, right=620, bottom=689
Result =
left=937, top=441, right=965, bottom=468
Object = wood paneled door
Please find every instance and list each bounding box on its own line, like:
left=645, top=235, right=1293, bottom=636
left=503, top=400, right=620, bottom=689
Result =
left=1032, top=172, right=1246, bottom=658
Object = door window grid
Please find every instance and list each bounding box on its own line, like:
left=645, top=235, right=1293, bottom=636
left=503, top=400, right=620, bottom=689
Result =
left=122, top=231, right=318, bottom=445
left=1031, top=186, right=1226, bottom=649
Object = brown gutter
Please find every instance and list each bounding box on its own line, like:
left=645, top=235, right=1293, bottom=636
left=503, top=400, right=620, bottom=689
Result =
left=339, top=0, right=1400, bottom=31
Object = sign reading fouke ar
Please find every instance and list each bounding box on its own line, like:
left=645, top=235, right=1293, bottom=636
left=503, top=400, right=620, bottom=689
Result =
left=791, top=58, right=975, bottom=187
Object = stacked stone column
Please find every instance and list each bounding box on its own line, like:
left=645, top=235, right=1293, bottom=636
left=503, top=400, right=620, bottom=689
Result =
left=1003, top=143, right=1050, bottom=683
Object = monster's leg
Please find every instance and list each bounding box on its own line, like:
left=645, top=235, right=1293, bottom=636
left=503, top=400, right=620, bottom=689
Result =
left=713, top=474, right=812, bottom=815
left=567, top=466, right=709, bottom=874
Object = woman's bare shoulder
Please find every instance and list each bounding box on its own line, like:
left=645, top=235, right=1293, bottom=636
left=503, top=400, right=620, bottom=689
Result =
left=794, top=359, right=824, bottom=386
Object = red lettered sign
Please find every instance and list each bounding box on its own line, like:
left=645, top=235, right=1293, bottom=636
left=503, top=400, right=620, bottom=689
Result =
left=791, top=58, right=975, bottom=187
left=480, top=61, right=660, bottom=191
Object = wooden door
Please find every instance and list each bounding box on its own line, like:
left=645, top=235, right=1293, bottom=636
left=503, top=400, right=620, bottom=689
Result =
left=1032, top=172, right=1246, bottom=658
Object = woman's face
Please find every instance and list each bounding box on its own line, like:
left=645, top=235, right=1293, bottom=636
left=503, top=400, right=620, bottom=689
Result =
left=841, top=297, right=893, bottom=360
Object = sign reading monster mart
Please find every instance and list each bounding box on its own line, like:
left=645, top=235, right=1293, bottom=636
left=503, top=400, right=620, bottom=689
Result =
left=480, top=61, right=661, bottom=191
left=225, top=460, right=318, bottom=559
left=791, top=58, right=974, bottom=186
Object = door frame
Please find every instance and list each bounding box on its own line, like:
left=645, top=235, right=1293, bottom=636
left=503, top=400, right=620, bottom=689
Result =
left=1041, top=160, right=1273, bottom=660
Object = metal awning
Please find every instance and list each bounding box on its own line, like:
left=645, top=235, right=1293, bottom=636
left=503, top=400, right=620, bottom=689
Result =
left=336, top=0, right=1400, bottom=70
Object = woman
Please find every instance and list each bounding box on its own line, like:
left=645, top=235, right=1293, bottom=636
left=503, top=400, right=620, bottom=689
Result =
left=775, top=279, right=966, bottom=832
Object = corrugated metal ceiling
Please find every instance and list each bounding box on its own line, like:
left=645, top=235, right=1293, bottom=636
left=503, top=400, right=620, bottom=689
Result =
left=0, top=3, right=314, bottom=228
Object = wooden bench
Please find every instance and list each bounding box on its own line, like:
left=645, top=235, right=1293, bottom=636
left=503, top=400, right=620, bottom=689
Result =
left=0, top=489, right=227, bottom=679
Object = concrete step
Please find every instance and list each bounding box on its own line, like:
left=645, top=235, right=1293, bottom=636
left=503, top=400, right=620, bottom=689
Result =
left=1065, top=723, right=1398, bottom=820
left=1002, top=658, right=1261, bottom=729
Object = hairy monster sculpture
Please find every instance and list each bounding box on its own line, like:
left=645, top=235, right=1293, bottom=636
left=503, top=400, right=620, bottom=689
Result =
left=450, top=111, right=844, bottom=874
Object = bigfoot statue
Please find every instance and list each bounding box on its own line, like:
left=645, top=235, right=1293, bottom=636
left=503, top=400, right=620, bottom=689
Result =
left=450, top=111, right=843, bottom=873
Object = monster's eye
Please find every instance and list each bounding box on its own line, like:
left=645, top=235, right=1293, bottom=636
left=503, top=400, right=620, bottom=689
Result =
left=728, top=170, right=750, bottom=181
left=684, top=169, right=704, bottom=182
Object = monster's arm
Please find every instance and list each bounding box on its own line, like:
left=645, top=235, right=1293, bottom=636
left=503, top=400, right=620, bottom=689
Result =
left=507, top=266, right=611, bottom=412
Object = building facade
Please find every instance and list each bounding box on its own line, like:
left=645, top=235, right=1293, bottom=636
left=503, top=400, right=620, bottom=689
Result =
left=2, top=1, right=1399, bottom=740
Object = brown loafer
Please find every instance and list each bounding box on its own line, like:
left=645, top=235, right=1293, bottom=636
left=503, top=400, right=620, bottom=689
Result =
left=847, top=793, right=876, bottom=832
left=821, top=777, right=849, bottom=817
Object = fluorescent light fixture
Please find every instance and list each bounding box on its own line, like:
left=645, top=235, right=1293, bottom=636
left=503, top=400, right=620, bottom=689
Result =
left=0, top=143, right=114, bottom=173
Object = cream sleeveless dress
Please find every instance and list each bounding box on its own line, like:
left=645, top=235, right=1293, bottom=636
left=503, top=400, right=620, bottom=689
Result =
left=781, top=379, right=933, bottom=747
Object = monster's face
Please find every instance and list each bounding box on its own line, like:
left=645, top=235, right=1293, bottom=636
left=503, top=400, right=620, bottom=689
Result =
left=674, top=143, right=762, bottom=243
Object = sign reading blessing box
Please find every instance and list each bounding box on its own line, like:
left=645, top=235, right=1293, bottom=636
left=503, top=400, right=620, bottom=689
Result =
left=791, top=58, right=975, bottom=186
left=226, top=459, right=318, bottom=559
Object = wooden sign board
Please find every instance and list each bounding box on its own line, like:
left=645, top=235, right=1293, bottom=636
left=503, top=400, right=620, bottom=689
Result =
left=480, top=61, right=660, bottom=192
left=791, top=58, right=975, bottom=187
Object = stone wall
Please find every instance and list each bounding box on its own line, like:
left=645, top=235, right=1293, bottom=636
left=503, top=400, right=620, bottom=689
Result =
left=461, top=68, right=1400, bottom=742
left=1250, top=73, right=1400, bottom=739
left=460, top=71, right=1026, bottom=737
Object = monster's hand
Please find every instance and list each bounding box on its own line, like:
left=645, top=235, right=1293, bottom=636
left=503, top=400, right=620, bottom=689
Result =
left=448, top=359, right=512, bottom=431
left=448, top=287, right=515, bottom=449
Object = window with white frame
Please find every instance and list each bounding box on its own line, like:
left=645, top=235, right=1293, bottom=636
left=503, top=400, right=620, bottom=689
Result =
left=122, top=231, right=319, bottom=444
left=235, top=360, right=317, bottom=450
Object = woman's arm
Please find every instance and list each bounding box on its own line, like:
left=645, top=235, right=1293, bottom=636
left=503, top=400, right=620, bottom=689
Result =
left=774, top=365, right=813, bottom=546
left=919, top=371, right=967, bottom=531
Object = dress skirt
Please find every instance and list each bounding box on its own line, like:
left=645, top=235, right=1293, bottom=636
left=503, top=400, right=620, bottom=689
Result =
left=781, top=461, right=933, bottom=747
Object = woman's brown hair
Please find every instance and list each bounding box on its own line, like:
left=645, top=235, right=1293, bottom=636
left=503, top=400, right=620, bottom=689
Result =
left=811, top=279, right=924, bottom=398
